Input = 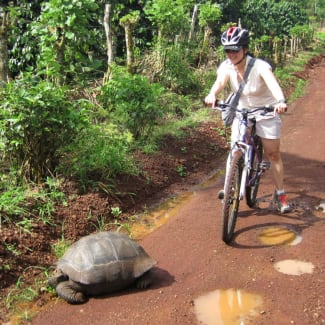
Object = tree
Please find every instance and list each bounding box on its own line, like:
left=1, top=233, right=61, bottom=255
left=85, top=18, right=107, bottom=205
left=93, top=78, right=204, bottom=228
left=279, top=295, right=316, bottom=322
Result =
left=103, top=3, right=114, bottom=72
left=188, top=4, right=199, bottom=42
left=0, top=4, right=10, bottom=83
left=218, top=0, right=244, bottom=26
left=119, top=10, right=140, bottom=73
left=31, top=0, right=101, bottom=85
left=198, top=2, right=222, bottom=45
left=5, top=1, right=48, bottom=79
left=0, top=74, right=90, bottom=182
left=144, top=0, right=190, bottom=45
left=242, top=0, right=308, bottom=37
left=197, top=2, right=222, bottom=65
left=314, top=0, right=325, bottom=26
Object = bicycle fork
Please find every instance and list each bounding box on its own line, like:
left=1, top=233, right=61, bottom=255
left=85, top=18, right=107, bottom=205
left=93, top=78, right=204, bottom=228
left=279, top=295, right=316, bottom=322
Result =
left=238, top=142, right=250, bottom=200
left=229, top=141, right=256, bottom=200
left=226, top=141, right=268, bottom=201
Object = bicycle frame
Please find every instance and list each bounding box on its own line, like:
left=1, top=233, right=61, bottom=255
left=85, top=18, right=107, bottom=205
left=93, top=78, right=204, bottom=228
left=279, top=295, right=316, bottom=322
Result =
left=224, top=106, right=272, bottom=200
left=230, top=110, right=254, bottom=200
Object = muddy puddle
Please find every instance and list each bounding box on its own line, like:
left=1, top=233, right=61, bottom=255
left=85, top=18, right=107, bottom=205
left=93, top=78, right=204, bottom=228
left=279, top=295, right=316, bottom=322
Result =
left=194, top=288, right=263, bottom=325
left=130, top=169, right=224, bottom=240
left=274, top=259, right=314, bottom=275
left=257, top=226, right=302, bottom=246
left=130, top=191, right=193, bottom=240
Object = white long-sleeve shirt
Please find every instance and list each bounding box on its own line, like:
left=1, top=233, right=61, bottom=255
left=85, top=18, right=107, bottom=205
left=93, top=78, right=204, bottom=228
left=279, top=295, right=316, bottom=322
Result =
left=217, top=55, right=285, bottom=120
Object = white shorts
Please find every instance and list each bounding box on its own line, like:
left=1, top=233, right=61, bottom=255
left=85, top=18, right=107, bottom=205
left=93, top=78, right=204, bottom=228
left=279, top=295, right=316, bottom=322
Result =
left=231, top=115, right=282, bottom=144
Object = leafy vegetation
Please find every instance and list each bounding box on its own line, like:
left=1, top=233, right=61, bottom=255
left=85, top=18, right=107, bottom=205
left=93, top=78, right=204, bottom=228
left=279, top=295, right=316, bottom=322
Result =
left=1, top=0, right=323, bottom=182
left=58, top=123, right=137, bottom=188
left=0, top=74, right=90, bottom=182
left=0, top=0, right=324, bottom=228
left=100, top=64, right=165, bottom=139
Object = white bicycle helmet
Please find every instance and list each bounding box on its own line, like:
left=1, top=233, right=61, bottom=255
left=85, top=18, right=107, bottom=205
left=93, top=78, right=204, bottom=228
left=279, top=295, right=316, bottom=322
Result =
left=221, top=26, right=249, bottom=50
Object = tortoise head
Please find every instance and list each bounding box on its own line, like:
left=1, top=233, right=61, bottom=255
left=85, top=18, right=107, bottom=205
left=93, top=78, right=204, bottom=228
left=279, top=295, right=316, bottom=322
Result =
left=48, top=268, right=69, bottom=288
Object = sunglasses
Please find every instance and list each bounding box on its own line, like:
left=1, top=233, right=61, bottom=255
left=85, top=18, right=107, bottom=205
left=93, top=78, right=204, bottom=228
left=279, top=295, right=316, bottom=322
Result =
left=225, top=49, right=241, bottom=54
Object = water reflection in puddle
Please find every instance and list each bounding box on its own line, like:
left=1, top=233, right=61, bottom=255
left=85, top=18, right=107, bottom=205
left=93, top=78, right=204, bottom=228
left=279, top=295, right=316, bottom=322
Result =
left=258, top=226, right=301, bottom=246
left=131, top=169, right=224, bottom=240
left=194, top=289, right=263, bottom=325
left=131, top=192, right=193, bottom=239
left=274, top=259, right=314, bottom=275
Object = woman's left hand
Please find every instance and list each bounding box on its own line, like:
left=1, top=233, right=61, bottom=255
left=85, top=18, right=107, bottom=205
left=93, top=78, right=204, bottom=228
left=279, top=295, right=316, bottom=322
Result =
left=274, top=103, right=287, bottom=115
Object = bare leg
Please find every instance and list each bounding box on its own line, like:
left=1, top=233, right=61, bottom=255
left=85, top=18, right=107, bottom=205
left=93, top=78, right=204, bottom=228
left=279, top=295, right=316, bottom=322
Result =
left=261, top=138, right=284, bottom=190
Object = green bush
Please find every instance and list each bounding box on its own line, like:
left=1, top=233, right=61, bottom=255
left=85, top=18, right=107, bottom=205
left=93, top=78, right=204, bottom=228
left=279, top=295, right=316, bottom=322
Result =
left=290, top=25, right=314, bottom=49
left=58, top=123, right=137, bottom=185
left=100, top=65, right=165, bottom=139
left=140, top=44, right=203, bottom=95
left=159, top=45, right=203, bottom=95
left=0, top=74, right=90, bottom=182
left=158, top=92, right=191, bottom=118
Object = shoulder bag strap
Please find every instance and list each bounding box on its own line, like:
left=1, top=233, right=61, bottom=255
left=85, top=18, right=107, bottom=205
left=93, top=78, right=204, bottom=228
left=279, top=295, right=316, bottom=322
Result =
left=231, top=58, right=256, bottom=107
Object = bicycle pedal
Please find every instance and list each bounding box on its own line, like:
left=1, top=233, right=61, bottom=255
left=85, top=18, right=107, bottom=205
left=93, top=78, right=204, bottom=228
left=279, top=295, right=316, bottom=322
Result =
left=258, top=161, right=271, bottom=170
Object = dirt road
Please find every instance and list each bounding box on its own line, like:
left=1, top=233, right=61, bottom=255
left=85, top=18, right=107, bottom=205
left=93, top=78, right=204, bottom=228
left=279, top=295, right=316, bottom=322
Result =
left=30, top=58, right=325, bottom=325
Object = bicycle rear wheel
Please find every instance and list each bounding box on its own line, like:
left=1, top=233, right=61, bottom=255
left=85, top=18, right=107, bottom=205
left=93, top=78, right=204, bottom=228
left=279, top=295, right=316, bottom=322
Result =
left=246, top=136, right=263, bottom=208
left=221, top=151, right=243, bottom=244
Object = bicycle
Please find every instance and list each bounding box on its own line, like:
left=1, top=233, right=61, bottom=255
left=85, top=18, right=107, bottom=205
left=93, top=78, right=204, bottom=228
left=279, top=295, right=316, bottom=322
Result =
left=215, top=102, right=274, bottom=244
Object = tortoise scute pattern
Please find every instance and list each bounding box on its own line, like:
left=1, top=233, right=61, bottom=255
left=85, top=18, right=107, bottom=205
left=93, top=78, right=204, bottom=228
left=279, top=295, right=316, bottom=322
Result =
left=49, top=231, right=156, bottom=303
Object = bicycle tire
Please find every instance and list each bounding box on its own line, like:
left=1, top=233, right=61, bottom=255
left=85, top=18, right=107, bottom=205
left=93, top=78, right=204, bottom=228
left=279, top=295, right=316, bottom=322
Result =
left=221, top=151, right=243, bottom=244
left=246, top=136, right=263, bottom=208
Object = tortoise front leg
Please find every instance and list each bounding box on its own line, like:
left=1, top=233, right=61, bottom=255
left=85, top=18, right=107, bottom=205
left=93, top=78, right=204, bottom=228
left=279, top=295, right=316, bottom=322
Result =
left=56, top=280, right=88, bottom=304
left=136, top=270, right=153, bottom=289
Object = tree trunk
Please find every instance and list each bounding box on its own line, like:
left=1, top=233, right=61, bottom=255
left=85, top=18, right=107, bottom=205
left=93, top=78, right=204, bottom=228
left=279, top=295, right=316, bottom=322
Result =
left=188, top=4, right=198, bottom=42
left=103, top=3, right=114, bottom=82
left=203, top=25, right=212, bottom=46
left=53, top=27, right=66, bottom=85
left=120, top=12, right=139, bottom=74
left=124, top=23, right=135, bottom=73
left=0, top=11, right=9, bottom=84
left=197, top=25, right=212, bottom=67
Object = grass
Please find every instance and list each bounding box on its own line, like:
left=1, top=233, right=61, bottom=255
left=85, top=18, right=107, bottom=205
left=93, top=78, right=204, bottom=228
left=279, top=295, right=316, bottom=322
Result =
left=51, top=222, right=71, bottom=259
left=140, top=104, right=221, bottom=155
left=5, top=266, right=50, bottom=309
left=315, top=29, right=325, bottom=42
left=289, top=78, right=307, bottom=102
left=275, top=29, right=325, bottom=103
left=0, top=176, right=66, bottom=234
left=4, top=266, right=52, bottom=325
left=51, top=238, right=71, bottom=259
left=176, top=164, right=187, bottom=177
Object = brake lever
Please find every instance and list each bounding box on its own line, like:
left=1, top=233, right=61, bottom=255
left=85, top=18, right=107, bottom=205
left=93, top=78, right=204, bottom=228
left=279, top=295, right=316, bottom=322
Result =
left=260, top=105, right=274, bottom=115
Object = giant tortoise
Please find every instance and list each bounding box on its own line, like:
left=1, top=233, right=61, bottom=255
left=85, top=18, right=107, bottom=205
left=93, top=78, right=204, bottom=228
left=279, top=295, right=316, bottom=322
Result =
left=48, top=231, right=157, bottom=304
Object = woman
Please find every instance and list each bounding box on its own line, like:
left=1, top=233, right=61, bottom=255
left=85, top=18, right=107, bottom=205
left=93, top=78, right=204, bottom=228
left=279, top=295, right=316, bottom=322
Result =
left=204, top=26, right=290, bottom=213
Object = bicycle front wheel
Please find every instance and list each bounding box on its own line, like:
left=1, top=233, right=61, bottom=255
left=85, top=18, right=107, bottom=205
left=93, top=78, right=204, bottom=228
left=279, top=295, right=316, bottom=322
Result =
left=246, top=136, right=263, bottom=208
left=221, top=151, right=243, bottom=244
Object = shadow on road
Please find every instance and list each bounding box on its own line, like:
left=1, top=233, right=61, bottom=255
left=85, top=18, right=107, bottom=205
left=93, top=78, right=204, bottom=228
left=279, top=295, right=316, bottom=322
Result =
left=226, top=150, right=325, bottom=249
left=93, top=267, right=175, bottom=302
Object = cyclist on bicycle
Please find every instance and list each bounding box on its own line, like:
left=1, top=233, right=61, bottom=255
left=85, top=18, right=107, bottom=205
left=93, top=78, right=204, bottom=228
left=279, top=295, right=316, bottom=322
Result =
left=204, top=26, right=291, bottom=213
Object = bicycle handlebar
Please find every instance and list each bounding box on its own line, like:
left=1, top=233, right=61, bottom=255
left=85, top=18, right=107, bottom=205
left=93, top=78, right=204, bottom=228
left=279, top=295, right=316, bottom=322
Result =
left=212, top=101, right=274, bottom=115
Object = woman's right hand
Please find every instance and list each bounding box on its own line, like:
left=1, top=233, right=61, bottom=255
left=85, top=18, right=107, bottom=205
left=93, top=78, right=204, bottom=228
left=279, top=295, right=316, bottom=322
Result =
left=204, top=93, right=216, bottom=107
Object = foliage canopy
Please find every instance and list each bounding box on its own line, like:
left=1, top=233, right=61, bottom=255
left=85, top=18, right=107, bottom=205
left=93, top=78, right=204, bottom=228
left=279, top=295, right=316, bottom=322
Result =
left=0, top=0, right=322, bottom=183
